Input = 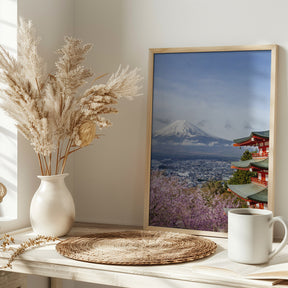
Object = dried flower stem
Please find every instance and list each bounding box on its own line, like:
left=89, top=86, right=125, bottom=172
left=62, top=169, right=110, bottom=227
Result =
left=0, top=235, right=59, bottom=269
left=90, top=73, right=109, bottom=86
left=60, top=147, right=81, bottom=160
left=55, top=140, right=61, bottom=175
left=43, top=156, right=49, bottom=175
left=37, top=153, right=44, bottom=176
left=58, top=141, right=64, bottom=174
left=61, top=138, right=73, bottom=174
left=49, top=153, right=52, bottom=175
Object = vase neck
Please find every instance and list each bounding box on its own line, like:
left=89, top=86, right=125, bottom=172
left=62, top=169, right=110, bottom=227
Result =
left=38, top=173, right=69, bottom=182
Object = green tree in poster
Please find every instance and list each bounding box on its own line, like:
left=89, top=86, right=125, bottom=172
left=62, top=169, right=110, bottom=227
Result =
left=241, top=150, right=254, bottom=161
left=228, top=150, right=257, bottom=185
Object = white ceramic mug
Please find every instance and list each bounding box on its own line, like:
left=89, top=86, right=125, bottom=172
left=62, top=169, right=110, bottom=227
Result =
left=228, top=208, right=288, bottom=264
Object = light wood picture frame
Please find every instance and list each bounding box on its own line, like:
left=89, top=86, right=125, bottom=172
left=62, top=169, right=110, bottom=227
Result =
left=144, top=45, right=278, bottom=237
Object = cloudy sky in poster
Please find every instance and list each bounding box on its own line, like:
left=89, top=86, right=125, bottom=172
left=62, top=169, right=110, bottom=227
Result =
left=152, top=50, right=271, bottom=141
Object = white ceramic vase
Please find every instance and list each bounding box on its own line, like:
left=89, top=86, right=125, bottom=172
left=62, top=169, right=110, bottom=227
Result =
left=30, top=173, right=75, bottom=237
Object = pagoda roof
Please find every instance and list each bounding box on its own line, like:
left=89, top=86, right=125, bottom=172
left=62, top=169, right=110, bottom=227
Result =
left=251, top=158, right=269, bottom=170
left=233, top=131, right=269, bottom=146
left=231, top=159, right=260, bottom=169
left=247, top=189, right=268, bottom=203
left=231, top=158, right=268, bottom=170
left=228, top=183, right=267, bottom=203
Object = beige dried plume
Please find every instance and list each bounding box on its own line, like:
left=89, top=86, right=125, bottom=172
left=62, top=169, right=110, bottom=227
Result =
left=77, top=121, right=96, bottom=148
left=0, top=19, right=142, bottom=176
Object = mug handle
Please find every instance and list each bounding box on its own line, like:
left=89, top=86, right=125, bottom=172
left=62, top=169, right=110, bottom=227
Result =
left=268, top=216, right=288, bottom=260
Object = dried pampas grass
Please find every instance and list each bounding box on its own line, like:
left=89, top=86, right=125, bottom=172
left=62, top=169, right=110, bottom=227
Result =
left=0, top=19, right=142, bottom=175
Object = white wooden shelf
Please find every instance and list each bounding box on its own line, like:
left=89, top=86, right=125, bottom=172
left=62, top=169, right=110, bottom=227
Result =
left=1, top=223, right=288, bottom=288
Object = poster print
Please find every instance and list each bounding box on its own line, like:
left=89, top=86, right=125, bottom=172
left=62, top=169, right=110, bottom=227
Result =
left=145, top=45, right=277, bottom=236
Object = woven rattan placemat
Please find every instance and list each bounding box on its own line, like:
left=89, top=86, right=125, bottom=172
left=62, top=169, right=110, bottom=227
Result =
left=56, top=230, right=217, bottom=265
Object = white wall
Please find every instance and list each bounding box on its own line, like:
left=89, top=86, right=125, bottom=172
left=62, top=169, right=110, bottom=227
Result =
left=71, top=4, right=288, bottom=287
left=12, top=0, right=288, bottom=233
left=73, top=0, right=288, bottom=235
left=8, top=0, right=288, bottom=287
left=73, top=0, right=146, bottom=226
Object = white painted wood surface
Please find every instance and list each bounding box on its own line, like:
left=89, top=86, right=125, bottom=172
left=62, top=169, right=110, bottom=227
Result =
left=1, top=223, right=288, bottom=288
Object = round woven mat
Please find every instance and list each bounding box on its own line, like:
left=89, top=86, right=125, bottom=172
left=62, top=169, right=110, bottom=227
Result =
left=56, top=230, right=217, bottom=265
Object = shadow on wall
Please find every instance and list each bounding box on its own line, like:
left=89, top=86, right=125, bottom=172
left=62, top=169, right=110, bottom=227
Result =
left=0, top=125, right=17, bottom=219
left=0, top=0, right=17, bottom=220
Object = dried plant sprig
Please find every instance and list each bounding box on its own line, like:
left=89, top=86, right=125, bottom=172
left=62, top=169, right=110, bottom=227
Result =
left=77, top=66, right=142, bottom=131
left=0, top=19, right=142, bottom=176
left=0, top=21, right=54, bottom=158
left=17, top=18, right=46, bottom=95
left=0, top=235, right=59, bottom=269
left=55, top=36, right=93, bottom=94
left=0, top=234, right=15, bottom=252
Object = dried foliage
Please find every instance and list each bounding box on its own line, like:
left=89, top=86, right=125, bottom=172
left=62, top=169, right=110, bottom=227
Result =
left=0, top=19, right=142, bottom=175
left=0, top=234, right=58, bottom=269
left=0, top=183, right=7, bottom=203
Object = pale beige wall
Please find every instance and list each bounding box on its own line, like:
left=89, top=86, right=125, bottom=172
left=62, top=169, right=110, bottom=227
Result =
left=27, top=275, right=50, bottom=288
left=70, top=1, right=288, bottom=287
left=15, top=0, right=288, bottom=232
left=9, top=1, right=288, bottom=287
left=73, top=0, right=288, bottom=237
left=73, top=0, right=146, bottom=226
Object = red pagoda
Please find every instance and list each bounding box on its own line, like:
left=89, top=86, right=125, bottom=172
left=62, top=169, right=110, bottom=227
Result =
left=228, top=131, right=269, bottom=209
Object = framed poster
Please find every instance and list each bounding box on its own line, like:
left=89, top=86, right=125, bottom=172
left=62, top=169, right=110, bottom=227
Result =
left=144, top=45, right=278, bottom=237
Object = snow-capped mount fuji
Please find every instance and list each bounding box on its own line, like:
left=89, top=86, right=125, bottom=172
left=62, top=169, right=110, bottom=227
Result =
left=152, top=120, right=239, bottom=159
left=153, top=120, right=228, bottom=146
left=154, top=120, right=210, bottom=138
